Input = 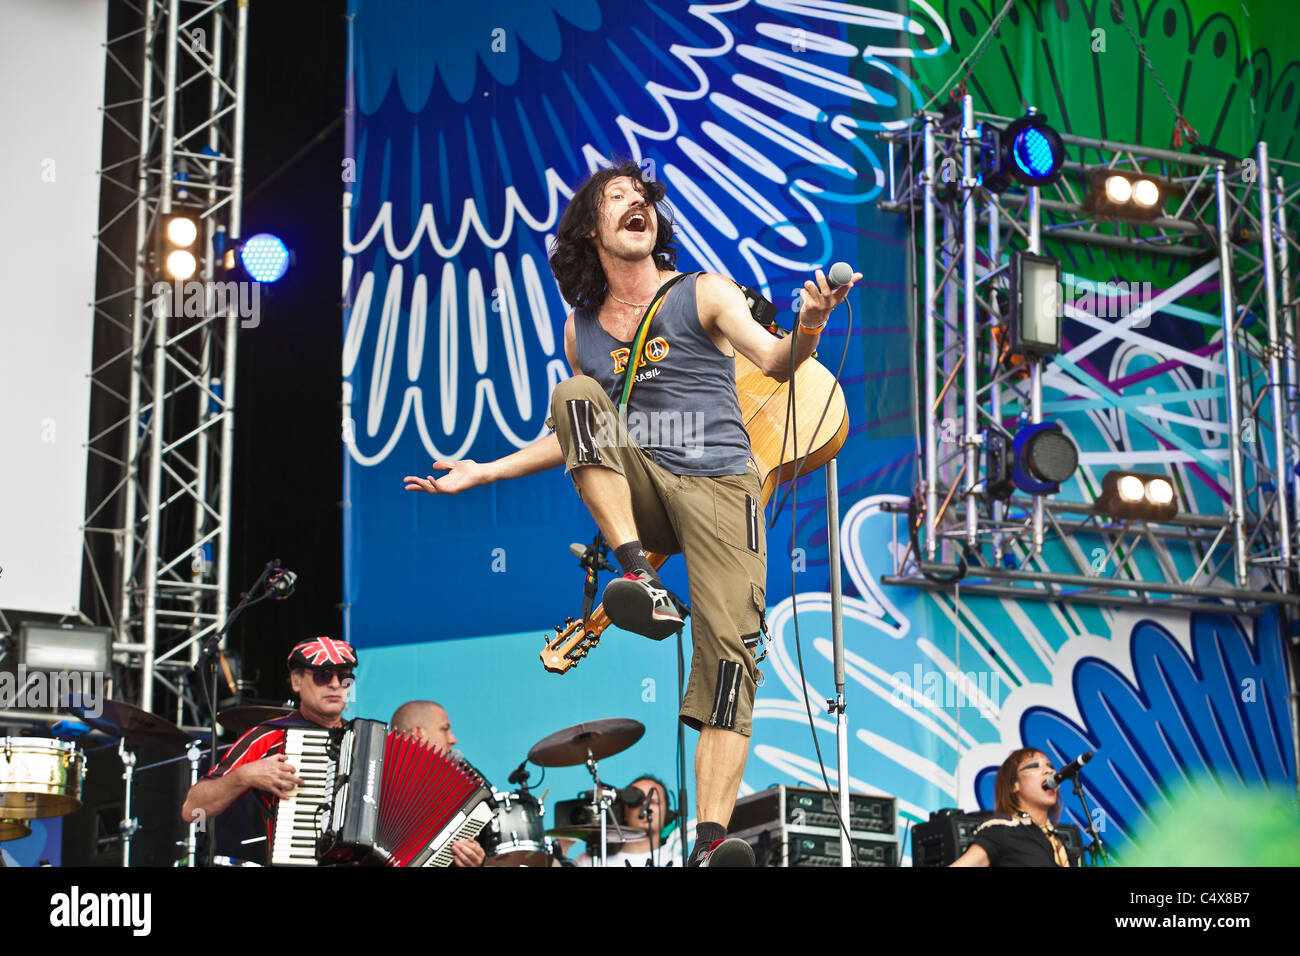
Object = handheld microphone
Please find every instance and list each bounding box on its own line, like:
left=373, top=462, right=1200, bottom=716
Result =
left=1043, top=751, right=1094, bottom=791
left=267, top=567, right=297, bottom=600
left=792, top=261, right=856, bottom=314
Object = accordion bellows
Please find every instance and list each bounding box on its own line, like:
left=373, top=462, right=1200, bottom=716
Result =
left=373, top=727, right=490, bottom=866
left=274, top=719, right=492, bottom=867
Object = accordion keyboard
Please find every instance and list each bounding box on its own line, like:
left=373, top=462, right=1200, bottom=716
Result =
left=416, top=800, right=495, bottom=867
left=271, top=728, right=336, bottom=866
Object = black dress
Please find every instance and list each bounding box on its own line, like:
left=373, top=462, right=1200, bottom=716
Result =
left=970, top=813, right=1070, bottom=867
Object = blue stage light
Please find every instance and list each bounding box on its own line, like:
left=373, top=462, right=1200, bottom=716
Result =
left=1013, top=126, right=1056, bottom=179
left=982, top=113, right=1065, bottom=191
left=240, top=233, right=290, bottom=283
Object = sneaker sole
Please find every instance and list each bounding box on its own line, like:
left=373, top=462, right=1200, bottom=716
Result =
left=701, top=838, right=756, bottom=867
left=604, top=579, right=682, bottom=641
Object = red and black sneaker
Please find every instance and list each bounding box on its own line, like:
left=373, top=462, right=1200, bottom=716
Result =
left=603, top=572, right=684, bottom=641
left=691, top=837, right=756, bottom=867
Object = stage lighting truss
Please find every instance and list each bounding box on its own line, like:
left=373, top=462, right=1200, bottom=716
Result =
left=876, top=94, right=1300, bottom=615
left=83, top=0, right=251, bottom=721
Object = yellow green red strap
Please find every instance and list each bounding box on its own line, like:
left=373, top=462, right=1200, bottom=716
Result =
left=616, top=272, right=692, bottom=416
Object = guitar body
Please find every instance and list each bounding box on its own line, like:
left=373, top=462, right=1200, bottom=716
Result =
left=541, top=348, right=848, bottom=674
left=733, top=350, right=849, bottom=508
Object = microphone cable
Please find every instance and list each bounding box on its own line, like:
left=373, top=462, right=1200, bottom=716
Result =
left=772, top=283, right=860, bottom=864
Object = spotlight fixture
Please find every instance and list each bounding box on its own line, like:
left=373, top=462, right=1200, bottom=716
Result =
left=158, top=210, right=202, bottom=280
left=984, top=420, right=1079, bottom=499
left=1095, top=470, right=1178, bottom=521
left=17, top=622, right=113, bottom=674
left=166, top=215, right=198, bottom=247
left=166, top=249, right=197, bottom=280
left=1008, top=251, right=1062, bottom=356
left=239, top=233, right=291, bottom=283
left=980, top=112, right=1066, bottom=193
left=1084, top=169, right=1167, bottom=221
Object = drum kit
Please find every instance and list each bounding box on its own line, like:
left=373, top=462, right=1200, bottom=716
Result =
left=0, top=694, right=274, bottom=865
left=2, top=698, right=657, bottom=869
left=478, top=715, right=653, bottom=868
left=1, top=737, right=86, bottom=857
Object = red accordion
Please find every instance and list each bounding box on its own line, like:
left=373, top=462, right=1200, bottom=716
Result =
left=273, top=719, right=493, bottom=866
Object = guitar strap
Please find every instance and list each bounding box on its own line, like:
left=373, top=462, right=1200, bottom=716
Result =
left=616, top=271, right=693, bottom=419
left=615, top=272, right=783, bottom=418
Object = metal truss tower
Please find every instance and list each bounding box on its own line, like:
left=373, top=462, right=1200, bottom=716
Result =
left=878, top=95, right=1300, bottom=616
left=84, top=0, right=249, bottom=719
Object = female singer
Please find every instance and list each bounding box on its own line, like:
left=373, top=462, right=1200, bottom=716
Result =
left=950, top=747, right=1073, bottom=867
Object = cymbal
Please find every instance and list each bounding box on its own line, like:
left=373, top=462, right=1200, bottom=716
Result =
left=218, top=706, right=294, bottom=737
left=60, top=694, right=194, bottom=752
left=545, top=823, right=651, bottom=841
left=0, top=819, right=32, bottom=842
left=527, top=718, right=645, bottom=768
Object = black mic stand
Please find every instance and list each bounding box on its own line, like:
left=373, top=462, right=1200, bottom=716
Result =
left=1069, top=775, right=1109, bottom=866
left=574, top=533, right=612, bottom=622
left=192, top=559, right=279, bottom=866
left=672, top=598, right=690, bottom=868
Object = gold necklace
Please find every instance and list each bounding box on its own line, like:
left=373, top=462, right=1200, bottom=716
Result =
left=609, top=291, right=651, bottom=309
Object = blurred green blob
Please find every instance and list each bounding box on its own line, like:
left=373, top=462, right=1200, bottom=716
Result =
left=1122, top=779, right=1300, bottom=866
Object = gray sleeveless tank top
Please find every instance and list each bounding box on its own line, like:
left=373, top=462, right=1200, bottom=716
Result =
left=573, top=273, right=750, bottom=476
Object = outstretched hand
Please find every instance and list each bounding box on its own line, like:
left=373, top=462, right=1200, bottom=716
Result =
left=403, top=459, right=489, bottom=496
left=798, top=268, right=862, bottom=329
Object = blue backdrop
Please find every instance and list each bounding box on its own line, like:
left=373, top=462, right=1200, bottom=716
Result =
left=341, top=0, right=1296, bottom=862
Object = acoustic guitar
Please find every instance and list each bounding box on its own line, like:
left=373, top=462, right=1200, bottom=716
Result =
left=540, top=348, right=849, bottom=674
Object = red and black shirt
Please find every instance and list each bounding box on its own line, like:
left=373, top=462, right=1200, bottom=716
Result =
left=207, top=711, right=339, bottom=864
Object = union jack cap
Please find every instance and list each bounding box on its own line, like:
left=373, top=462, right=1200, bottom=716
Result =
left=287, top=636, right=358, bottom=670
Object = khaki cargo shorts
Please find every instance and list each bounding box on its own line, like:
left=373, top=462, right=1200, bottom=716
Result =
left=547, top=375, right=767, bottom=735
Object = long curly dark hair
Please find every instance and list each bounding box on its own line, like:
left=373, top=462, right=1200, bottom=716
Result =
left=549, top=159, right=678, bottom=310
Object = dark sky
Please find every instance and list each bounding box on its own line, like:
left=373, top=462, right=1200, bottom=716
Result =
left=226, top=1, right=347, bottom=702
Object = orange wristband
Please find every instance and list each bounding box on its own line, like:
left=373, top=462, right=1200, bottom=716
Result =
left=798, top=320, right=827, bottom=335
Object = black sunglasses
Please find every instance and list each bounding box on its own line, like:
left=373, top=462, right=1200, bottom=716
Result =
left=309, top=668, right=354, bottom=686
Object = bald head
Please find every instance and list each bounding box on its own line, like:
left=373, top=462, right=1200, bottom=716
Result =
left=391, top=700, right=456, bottom=755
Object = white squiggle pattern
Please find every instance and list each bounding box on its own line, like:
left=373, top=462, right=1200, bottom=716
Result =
left=344, top=1, right=950, bottom=468
left=752, top=309, right=1258, bottom=824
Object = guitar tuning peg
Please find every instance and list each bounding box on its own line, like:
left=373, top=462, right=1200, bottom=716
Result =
left=565, top=616, right=574, bottom=625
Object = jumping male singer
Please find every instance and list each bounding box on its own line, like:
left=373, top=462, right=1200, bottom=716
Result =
left=404, top=161, right=857, bottom=866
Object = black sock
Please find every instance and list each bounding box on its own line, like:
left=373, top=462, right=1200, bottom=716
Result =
left=690, top=821, right=727, bottom=862
left=614, top=541, right=658, bottom=581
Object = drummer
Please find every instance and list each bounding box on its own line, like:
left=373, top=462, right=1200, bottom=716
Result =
left=574, top=775, right=675, bottom=867
left=390, top=699, right=485, bottom=868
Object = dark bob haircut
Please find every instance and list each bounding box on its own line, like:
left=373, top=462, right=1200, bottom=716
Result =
left=549, top=159, right=678, bottom=311
left=993, top=746, right=1062, bottom=823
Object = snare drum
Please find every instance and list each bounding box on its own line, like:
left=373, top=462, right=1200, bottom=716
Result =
left=481, top=790, right=548, bottom=867
left=0, top=738, right=87, bottom=819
